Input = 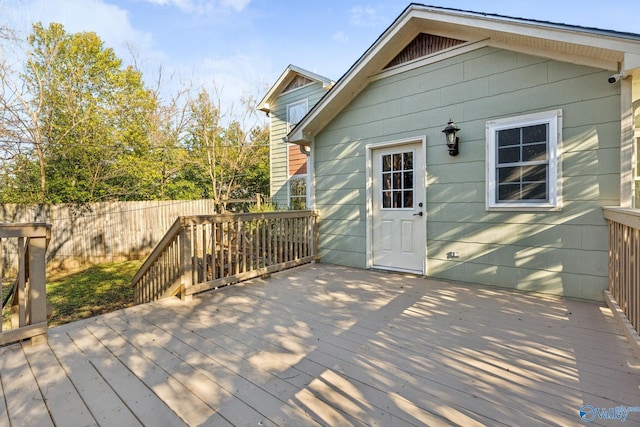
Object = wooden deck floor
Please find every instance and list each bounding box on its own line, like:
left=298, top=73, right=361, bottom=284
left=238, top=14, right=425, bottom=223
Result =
left=1, top=264, right=639, bottom=426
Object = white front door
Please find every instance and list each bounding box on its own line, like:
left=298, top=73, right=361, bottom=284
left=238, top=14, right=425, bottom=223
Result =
left=371, top=142, right=425, bottom=273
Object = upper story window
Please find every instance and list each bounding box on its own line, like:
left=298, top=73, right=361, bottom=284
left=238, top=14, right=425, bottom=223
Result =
left=287, top=99, right=308, bottom=133
left=486, top=110, right=562, bottom=211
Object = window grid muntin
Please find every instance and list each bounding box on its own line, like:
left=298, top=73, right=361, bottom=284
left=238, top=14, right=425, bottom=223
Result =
left=496, top=123, right=549, bottom=203
left=381, top=151, right=414, bottom=209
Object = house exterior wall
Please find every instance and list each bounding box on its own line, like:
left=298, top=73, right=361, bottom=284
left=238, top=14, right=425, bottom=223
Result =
left=313, top=46, right=621, bottom=300
left=269, top=82, right=326, bottom=208
left=288, top=145, right=307, bottom=175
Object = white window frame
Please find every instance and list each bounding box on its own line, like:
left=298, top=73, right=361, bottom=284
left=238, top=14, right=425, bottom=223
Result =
left=286, top=99, right=308, bottom=133
left=486, top=109, right=562, bottom=211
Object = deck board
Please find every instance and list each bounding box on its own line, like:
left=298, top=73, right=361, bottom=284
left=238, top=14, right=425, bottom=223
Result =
left=122, top=308, right=325, bottom=426
left=0, top=344, right=54, bottom=427
left=64, top=323, right=188, bottom=427
left=136, top=297, right=451, bottom=426
left=46, top=328, right=143, bottom=426
left=1, top=264, right=639, bottom=426
left=0, top=366, right=9, bottom=427
left=21, top=338, right=97, bottom=427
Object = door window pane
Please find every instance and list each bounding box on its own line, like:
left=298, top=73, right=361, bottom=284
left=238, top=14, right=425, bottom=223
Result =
left=382, top=191, right=391, bottom=208
left=381, top=150, right=415, bottom=209
left=403, top=172, right=413, bottom=189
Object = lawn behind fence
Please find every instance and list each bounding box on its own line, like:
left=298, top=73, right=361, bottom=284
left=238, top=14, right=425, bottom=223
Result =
left=45, top=260, right=143, bottom=326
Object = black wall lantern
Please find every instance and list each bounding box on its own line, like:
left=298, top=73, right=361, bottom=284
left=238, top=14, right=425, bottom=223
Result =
left=442, top=119, right=460, bottom=156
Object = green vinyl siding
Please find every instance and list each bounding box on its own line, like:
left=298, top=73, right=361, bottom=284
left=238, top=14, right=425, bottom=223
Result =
left=269, top=82, right=327, bottom=208
left=313, top=46, right=620, bottom=300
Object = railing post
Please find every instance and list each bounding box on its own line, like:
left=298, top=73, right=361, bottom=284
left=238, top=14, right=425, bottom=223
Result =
left=0, top=223, right=50, bottom=346
left=180, top=220, right=193, bottom=302
left=28, top=234, right=48, bottom=344
left=28, top=235, right=48, bottom=325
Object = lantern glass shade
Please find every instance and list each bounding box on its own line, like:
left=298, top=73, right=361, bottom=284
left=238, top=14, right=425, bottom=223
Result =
left=442, top=120, right=460, bottom=156
left=442, top=121, right=460, bottom=141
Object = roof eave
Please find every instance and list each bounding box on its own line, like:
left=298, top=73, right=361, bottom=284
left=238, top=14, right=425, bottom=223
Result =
left=293, top=4, right=640, bottom=141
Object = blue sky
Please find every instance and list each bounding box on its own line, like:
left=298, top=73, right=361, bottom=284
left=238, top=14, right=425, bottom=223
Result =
left=3, top=0, right=639, bottom=109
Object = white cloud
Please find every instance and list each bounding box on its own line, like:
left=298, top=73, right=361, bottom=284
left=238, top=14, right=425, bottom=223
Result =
left=6, top=0, right=158, bottom=64
left=220, top=0, right=250, bottom=12
left=191, top=52, right=265, bottom=103
left=332, top=31, right=349, bottom=43
left=141, top=0, right=250, bottom=14
left=349, top=5, right=387, bottom=28
left=2, top=0, right=265, bottom=123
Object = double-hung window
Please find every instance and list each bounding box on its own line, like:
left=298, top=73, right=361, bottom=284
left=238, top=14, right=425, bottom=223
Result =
left=286, top=99, right=309, bottom=209
left=289, top=175, right=307, bottom=210
left=486, top=110, right=562, bottom=210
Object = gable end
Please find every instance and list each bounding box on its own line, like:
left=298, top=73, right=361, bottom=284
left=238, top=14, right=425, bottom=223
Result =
left=284, top=75, right=314, bottom=93
left=385, top=33, right=467, bottom=69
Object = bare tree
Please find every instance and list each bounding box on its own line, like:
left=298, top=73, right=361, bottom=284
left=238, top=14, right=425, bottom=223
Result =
left=187, top=86, right=268, bottom=212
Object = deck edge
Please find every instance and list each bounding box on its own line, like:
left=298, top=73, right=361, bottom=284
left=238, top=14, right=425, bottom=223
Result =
left=604, top=290, right=640, bottom=362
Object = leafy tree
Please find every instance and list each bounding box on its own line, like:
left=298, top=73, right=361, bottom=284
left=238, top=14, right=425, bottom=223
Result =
left=0, top=23, right=269, bottom=207
left=0, top=22, right=157, bottom=203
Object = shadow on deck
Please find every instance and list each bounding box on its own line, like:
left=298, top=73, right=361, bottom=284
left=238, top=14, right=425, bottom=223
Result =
left=1, top=263, right=639, bottom=426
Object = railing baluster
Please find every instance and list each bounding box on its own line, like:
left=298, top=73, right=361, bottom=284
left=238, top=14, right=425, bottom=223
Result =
left=604, top=207, right=640, bottom=335
left=241, top=221, right=247, bottom=274
left=249, top=220, right=255, bottom=271
left=264, top=218, right=269, bottom=267
left=234, top=220, right=240, bottom=275
left=212, top=223, right=218, bottom=280
left=14, top=237, right=26, bottom=328
left=131, top=212, right=319, bottom=304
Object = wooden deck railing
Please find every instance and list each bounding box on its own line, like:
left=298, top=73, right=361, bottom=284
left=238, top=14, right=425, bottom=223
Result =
left=603, top=207, right=640, bottom=335
left=132, top=211, right=319, bottom=304
left=0, top=223, right=51, bottom=346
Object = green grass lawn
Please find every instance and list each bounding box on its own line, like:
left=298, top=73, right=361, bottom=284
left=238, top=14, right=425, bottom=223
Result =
left=46, top=260, right=143, bottom=327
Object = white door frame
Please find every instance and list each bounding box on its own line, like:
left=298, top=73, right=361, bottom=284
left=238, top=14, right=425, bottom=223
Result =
left=365, top=136, right=427, bottom=274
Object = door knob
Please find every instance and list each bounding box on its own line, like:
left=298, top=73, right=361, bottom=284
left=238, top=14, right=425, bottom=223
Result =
left=413, top=212, right=423, bottom=217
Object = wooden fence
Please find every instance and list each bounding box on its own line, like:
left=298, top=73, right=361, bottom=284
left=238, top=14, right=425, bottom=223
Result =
left=132, top=211, right=319, bottom=304
left=0, top=200, right=222, bottom=272
left=0, top=223, right=51, bottom=346
left=603, top=207, right=640, bottom=337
